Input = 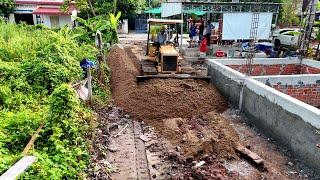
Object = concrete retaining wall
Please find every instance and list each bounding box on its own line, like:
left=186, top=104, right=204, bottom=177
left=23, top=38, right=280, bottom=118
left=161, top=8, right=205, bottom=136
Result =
left=207, top=60, right=244, bottom=105
left=213, top=58, right=320, bottom=75
left=207, top=59, right=320, bottom=171
left=303, top=59, right=320, bottom=69
left=213, top=58, right=299, bottom=65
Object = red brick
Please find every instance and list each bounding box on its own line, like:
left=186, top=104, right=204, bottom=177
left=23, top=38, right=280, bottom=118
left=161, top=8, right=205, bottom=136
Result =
left=228, top=65, right=239, bottom=70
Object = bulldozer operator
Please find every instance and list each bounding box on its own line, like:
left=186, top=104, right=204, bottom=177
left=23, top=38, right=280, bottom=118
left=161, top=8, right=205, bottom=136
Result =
left=155, top=26, right=167, bottom=50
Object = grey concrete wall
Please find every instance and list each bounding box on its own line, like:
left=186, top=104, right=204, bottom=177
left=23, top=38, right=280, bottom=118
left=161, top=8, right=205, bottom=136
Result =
left=207, top=60, right=243, bottom=106
left=211, top=58, right=299, bottom=65
left=253, top=74, right=320, bottom=85
left=243, top=86, right=320, bottom=171
left=207, top=59, right=320, bottom=172
left=303, top=59, right=320, bottom=69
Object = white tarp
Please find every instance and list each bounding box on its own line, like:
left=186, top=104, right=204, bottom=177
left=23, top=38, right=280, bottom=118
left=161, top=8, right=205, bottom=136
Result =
left=222, top=12, right=273, bottom=40
left=161, top=2, right=182, bottom=18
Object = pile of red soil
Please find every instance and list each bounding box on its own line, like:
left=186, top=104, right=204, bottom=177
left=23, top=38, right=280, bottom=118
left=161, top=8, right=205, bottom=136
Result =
left=157, top=111, right=240, bottom=159
left=107, top=45, right=228, bottom=121
left=107, top=45, right=240, bottom=178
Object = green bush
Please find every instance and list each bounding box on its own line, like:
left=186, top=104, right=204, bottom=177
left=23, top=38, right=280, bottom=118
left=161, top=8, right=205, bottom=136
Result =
left=0, top=22, right=103, bottom=178
left=22, top=84, right=90, bottom=179
left=0, top=110, right=42, bottom=174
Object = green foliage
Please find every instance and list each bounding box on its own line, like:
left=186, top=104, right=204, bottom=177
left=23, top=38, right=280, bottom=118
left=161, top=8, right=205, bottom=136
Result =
left=150, top=26, right=161, bottom=36
left=0, top=23, right=96, bottom=95
left=22, top=84, right=91, bottom=179
left=279, top=0, right=300, bottom=26
left=0, top=0, right=15, bottom=17
left=115, top=0, right=146, bottom=16
left=64, top=0, right=145, bottom=18
left=80, top=0, right=145, bottom=17
left=92, top=62, right=111, bottom=105
left=48, top=84, right=79, bottom=120
left=0, top=110, right=43, bottom=174
left=0, top=22, right=100, bottom=178
left=74, top=15, right=119, bottom=46
left=110, top=12, right=121, bottom=29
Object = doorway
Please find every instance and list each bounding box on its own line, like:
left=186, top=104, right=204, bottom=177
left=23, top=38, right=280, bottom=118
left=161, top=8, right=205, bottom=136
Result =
left=14, top=14, right=34, bottom=25
left=50, top=16, right=59, bottom=28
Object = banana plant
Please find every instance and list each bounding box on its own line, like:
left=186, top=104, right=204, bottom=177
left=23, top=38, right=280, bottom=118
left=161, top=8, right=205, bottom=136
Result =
left=109, top=11, right=121, bottom=44
left=109, top=11, right=121, bottom=30
left=72, top=12, right=121, bottom=46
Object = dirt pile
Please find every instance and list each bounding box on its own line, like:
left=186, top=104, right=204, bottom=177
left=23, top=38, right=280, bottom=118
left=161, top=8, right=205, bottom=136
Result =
left=107, top=45, right=228, bottom=121
left=107, top=45, right=139, bottom=102
left=107, top=44, right=238, bottom=158
left=107, top=45, right=242, bottom=178
left=160, top=111, right=239, bottom=159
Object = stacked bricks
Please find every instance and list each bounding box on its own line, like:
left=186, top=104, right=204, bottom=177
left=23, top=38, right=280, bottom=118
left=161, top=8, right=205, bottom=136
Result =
left=272, top=83, right=320, bottom=108
left=301, top=65, right=320, bottom=74
left=228, top=64, right=320, bottom=76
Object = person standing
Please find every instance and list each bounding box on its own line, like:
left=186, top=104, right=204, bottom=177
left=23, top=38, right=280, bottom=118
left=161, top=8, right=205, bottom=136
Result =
left=199, top=19, right=204, bottom=43
left=205, top=20, right=214, bottom=46
left=188, top=21, right=197, bottom=48
left=199, top=36, right=208, bottom=59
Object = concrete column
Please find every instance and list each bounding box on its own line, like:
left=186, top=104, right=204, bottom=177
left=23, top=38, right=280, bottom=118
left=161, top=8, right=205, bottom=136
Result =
left=122, top=19, right=129, bottom=34
left=9, top=14, right=15, bottom=23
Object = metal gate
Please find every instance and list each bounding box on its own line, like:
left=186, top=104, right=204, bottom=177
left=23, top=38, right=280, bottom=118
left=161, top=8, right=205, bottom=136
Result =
left=135, top=18, right=147, bottom=32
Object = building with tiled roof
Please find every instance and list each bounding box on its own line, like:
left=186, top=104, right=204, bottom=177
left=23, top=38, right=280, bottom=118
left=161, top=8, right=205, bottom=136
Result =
left=9, top=0, right=77, bottom=28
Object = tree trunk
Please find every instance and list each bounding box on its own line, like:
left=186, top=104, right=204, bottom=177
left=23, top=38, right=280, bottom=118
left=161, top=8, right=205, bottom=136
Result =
left=113, top=0, right=117, bottom=15
left=88, top=0, right=96, bottom=16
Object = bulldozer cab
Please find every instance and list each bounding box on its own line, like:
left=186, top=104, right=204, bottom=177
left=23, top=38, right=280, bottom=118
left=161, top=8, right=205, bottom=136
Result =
left=137, top=18, right=211, bottom=83
left=146, top=18, right=183, bottom=57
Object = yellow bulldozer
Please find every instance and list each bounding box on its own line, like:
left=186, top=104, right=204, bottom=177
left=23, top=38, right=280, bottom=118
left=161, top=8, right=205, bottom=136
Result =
left=137, top=18, right=211, bottom=83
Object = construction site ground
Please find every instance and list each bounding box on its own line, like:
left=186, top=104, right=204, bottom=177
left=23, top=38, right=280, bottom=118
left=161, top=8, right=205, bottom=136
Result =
left=93, top=35, right=318, bottom=180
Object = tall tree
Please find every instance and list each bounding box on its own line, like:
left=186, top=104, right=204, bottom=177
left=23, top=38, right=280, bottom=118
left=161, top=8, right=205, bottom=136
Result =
left=279, top=0, right=301, bottom=26
left=0, top=0, right=15, bottom=17
left=66, top=0, right=145, bottom=18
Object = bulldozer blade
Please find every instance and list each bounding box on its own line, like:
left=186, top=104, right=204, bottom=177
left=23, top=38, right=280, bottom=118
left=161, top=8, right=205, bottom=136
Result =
left=136, top=75, right=211, bottom=84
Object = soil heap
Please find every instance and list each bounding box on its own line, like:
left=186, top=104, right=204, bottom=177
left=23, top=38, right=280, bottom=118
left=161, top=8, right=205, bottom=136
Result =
left=107, top=45, right=239, bottom=159
left=108, top=45, right=228, bottom=121
left=106, top=45, right=303, bottom=180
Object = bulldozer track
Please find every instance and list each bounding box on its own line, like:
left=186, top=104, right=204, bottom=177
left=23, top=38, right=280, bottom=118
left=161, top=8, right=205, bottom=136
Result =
left=107, top=118, right=173, bottom=180
left=107, top=121, right=151, bottom=180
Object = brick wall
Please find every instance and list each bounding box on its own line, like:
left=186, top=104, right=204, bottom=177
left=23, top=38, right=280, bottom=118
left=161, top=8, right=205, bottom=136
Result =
left=301, top=65, right=320, bottom=74
left=272, top=83, right=320, bottom=108
left=228, top=64, right=320, bottom=76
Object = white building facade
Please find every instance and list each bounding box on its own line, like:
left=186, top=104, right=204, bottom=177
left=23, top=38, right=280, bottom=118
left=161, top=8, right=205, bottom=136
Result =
left=9, top=0, right=76, bottom=28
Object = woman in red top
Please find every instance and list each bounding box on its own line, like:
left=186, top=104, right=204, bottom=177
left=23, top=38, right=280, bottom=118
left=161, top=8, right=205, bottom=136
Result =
left=199, top=37, right=207, bottom=59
